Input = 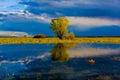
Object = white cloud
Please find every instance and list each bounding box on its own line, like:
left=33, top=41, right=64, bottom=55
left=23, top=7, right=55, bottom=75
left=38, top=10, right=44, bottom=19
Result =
left=66, top=17, right=120, bottom=29
left=0, top=31, right=29, bottom=36
left=0, top=11, right=51, bottom=23
left=0, top=0, right=19, bottom=9
left=0, top=11, right=24, bottom=15
left=0, top=0, right=25, bottom=12
left=1, top=11, right=120, bottom=30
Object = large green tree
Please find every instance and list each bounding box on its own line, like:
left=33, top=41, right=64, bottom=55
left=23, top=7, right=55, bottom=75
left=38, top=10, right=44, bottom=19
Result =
left=50, top=17, right=69, bottom=39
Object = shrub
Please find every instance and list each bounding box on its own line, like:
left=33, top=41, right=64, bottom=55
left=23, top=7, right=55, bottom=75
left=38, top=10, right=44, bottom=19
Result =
left=23, top=35, right=27, bottom=37
left=65, top=32, right=75, bottom=40
left=33, top=34, right=46, bottom=38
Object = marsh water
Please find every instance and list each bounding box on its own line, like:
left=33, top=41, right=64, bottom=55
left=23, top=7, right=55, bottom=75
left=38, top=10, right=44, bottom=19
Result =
left=0, top=43, right=120, bottom=80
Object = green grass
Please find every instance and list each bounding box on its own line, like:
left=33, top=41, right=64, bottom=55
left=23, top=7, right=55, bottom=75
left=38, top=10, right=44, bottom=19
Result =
left=0, top=37, right=120, bottom=44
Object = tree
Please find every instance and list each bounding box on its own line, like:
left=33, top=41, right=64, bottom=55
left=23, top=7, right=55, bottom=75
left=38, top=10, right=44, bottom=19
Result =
left=50, top=17, right=69, bottom=39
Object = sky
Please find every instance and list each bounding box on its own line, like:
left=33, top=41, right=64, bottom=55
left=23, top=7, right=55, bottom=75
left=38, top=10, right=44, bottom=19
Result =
left=0, top=0, right=120, bottom=36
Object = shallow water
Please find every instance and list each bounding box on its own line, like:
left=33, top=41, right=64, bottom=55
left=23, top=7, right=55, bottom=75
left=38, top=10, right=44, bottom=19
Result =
left=0, top=43, right=120, bottom=80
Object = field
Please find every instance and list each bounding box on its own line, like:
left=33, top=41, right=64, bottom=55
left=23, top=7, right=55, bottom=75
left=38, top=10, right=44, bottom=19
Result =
left=0, top=37, right=120, bottom=44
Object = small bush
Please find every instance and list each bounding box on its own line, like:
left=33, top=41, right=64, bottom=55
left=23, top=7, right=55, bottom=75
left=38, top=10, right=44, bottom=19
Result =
left=66, top=32, right=75, bottom=40
left=23, top=35, right=27, bottom=37
left=33, top=34, right=46, bottom=38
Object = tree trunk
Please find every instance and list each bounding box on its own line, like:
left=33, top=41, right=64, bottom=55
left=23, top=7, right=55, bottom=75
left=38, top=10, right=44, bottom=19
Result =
left=57, top=35, right=64, bottom=39
left=59, top=36, right=64, bottom=39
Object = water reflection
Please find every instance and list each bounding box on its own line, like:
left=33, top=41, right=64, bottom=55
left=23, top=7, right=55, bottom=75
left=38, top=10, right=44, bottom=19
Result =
left=50, top=43, right=69, bottom=62
left=0, top=43, right=120, bottom=80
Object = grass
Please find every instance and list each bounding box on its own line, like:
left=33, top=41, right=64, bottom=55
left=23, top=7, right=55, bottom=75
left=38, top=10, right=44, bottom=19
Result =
left=0, top=37, right=120, bottom=44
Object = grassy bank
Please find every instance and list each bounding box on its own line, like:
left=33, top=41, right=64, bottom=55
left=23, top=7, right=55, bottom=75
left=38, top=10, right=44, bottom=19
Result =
left=0, top=37, right=120, bottom=44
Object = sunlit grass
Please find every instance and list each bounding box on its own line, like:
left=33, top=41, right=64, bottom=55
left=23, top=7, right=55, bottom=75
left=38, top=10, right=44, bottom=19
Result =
left=0, top=37, right=120, bottom=44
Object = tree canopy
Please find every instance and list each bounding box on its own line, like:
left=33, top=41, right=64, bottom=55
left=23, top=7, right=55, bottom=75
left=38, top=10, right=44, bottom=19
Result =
left=50, top=17, right=69, bottom=39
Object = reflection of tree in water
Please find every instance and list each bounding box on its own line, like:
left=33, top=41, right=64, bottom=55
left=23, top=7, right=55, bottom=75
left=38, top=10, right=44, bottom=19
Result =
left=50, top=43, right=69, bottom=62
left=10, top=43, right=120, bottom=80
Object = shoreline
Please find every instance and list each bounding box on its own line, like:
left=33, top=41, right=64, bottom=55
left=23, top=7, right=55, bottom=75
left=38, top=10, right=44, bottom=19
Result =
left=0, top=37, right=120, bottom=44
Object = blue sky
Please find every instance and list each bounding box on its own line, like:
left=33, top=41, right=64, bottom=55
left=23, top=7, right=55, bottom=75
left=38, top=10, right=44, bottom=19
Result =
left=0, top=0, right=120, bottom=36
